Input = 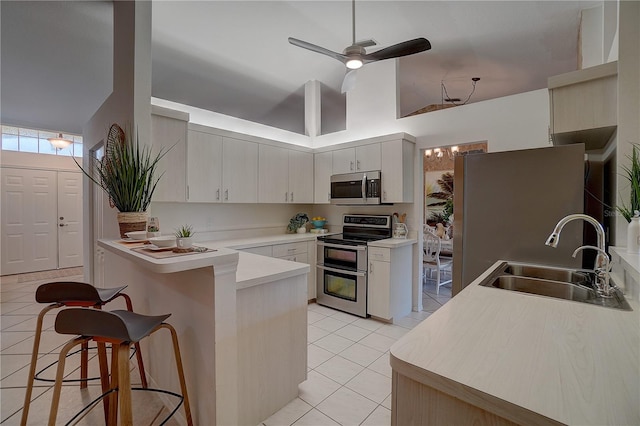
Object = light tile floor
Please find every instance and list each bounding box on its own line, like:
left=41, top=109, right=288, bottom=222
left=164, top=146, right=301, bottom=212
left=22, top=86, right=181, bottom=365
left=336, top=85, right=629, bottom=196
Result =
left=260, top=273, right=452, bottom=426
left=1, top=269, right=451, bottom=426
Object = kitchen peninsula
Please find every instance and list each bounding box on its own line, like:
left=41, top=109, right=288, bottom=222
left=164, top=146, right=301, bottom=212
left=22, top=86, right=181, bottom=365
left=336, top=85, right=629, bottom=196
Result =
left=390, top=260, right=640, bottom=425
left=98, top=239, right=309, bottom=426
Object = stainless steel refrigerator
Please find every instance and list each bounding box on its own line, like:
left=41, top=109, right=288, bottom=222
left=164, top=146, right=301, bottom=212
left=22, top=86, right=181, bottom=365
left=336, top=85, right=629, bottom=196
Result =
left=452, top=144, right=586, bottom=295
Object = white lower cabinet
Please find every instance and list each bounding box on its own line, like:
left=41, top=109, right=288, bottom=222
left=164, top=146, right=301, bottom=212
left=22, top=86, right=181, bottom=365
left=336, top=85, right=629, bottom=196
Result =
left=367, top=245, right=412, bottom=321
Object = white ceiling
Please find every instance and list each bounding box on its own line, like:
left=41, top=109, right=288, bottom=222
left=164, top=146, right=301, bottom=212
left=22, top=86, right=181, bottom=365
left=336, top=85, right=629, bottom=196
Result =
left=1, top=1, right=596, bottom=136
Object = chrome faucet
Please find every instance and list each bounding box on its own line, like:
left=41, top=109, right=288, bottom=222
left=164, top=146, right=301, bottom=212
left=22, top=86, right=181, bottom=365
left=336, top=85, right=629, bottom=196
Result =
left=572, top=245, right=614, bottom=297
left=546, top=214, right=612, bottom=296
left=545, top=214, right=607, bottom=267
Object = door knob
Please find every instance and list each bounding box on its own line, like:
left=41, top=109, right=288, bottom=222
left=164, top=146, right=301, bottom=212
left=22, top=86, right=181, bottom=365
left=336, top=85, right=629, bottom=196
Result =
left=59, top=223, right=68, bottom=227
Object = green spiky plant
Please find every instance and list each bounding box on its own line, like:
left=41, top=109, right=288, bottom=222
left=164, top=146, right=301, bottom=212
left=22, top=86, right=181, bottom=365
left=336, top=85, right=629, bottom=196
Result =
left=174, top=224, right=194, bottom=238
left=617, top=144, right=640, bottom=223
left=74, top=124, right=170, bottom=212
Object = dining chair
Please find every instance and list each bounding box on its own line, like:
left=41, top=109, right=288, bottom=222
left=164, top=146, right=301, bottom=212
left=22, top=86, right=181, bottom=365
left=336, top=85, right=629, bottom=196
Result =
left=423, top=226, right=453, bottom=294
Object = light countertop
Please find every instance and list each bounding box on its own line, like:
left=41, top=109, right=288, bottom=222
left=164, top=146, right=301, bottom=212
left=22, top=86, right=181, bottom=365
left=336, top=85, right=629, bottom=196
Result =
left=235, top=251, right=309, bottom=290
left=368, top=237, right=417, bottom=248
left=98, top=239, right=239, bottom=274
left=390, top=260, right=640, bottom=425
left=98, top=239, right=308, bottom=286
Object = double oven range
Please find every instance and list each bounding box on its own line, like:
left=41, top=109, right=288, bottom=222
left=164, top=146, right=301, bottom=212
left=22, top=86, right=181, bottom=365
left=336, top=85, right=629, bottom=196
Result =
left=316, top=215, right=392, bottom=317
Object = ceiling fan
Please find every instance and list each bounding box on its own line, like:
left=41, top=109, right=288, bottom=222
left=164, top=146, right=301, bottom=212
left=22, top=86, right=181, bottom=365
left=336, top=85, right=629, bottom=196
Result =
left=288, top=0, right=431, bottom=92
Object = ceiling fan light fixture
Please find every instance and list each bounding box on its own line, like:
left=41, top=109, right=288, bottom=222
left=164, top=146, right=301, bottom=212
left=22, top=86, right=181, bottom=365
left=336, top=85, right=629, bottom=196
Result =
left=48, top=133, right=72, bottom=149
left=346, top=57, right=363, bottom=69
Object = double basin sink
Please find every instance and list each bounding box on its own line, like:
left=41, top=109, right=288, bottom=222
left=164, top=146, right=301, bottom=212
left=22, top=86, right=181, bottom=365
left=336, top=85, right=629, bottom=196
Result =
left=479, top=261, right=632, bottom=311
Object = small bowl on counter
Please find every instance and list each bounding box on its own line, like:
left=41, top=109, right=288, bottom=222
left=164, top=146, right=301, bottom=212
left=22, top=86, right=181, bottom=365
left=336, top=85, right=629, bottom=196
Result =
left=311, top=220, right=327, bottom=229
left=125, top=231, right=148, bottom=241
left=148, top=236, right=176, bottom=248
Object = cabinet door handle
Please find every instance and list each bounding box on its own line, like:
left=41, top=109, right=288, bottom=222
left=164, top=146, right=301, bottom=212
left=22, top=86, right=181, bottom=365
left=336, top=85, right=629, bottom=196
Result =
left=225, top=189, right=229, bottom=201
left=328, top=192, right=331, bottom=201
left=216, top=189, right=220, bottom=201
left=357, top=160, right=361, bottom=170
left=350, top=161, right=354, bottom=171
left=290, top=192, right=294, bottom=202
left=370, top=262, right=374, bottom=273
left=383, top=191, right=386, bottom=201
left=285, top=192, right=288, bottom=202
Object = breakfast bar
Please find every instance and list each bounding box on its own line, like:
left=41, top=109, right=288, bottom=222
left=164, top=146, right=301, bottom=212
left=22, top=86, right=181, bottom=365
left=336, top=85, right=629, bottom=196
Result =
left=98, top=239, right=309, bottom=426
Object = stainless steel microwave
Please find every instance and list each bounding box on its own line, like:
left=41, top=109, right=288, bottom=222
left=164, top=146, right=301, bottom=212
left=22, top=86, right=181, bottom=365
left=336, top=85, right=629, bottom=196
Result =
left=330, top=171, right=382, bottom=205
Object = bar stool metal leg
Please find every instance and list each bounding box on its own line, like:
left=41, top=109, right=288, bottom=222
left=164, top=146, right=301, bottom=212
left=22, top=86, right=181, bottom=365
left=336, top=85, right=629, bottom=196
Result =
left=47, top=337, right=88, bottom=426
left=156, top=323, right=193, bottom=426
left=116, top=343, right=134, bottom=426
left=116, top=293, right=147, bottom=388
left=21, top=303, right=59, bottom=426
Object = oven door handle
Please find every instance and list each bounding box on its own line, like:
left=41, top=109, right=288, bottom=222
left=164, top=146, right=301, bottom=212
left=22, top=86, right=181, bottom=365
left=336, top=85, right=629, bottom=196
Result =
left=317, top=241, right=367, bottom=251
left=317, top=264, right=366, bottom=277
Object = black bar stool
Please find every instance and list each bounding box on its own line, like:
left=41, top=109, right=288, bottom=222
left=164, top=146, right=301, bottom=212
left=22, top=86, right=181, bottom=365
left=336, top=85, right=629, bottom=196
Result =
left=48, top=308, right=193, bottom=426
left=21, top=282, right=148, bottom=425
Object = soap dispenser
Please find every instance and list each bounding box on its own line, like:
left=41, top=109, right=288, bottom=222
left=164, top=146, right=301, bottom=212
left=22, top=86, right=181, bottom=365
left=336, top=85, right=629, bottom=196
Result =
left=627, top=211, right=640, bottom=254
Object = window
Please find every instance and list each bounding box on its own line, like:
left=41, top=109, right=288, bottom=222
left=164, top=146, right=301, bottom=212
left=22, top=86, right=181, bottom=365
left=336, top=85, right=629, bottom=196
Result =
left=1, top=125, right=83, bottom=157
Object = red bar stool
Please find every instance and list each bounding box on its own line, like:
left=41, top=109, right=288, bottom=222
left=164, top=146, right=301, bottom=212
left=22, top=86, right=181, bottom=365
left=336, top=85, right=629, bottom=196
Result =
left=21, top=282, right=147, bottom=425
left=48, top=308, right=193, bottom=426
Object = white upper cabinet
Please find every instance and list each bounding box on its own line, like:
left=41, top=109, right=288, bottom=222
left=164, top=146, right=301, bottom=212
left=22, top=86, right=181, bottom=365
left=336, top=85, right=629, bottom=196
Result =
left=259, top=145, right=289, bottom=203
left=355, top=144, right=381, bottom=172
left=548, top=61, right=617, bottom=150
left=332, top=147, right=356, bottom=174
left=187, top=130, right=223, bottom=202
left=381, top=139, right=414, bottom=203
left=288, top=150, right=314, bottom=203
left=332, top=144, right=381, bottom=174
left=222, top=137, right=258, bottom=203
left=187, top=131, right=258, bottom=203
left=151, top=111, right=189, bottom=202
left=259, top=145, right=313, bottom=203
left=314, top=151, right=333, bottom=204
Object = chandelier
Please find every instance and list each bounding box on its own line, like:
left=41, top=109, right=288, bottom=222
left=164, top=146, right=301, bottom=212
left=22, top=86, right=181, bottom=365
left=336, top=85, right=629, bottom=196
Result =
left=424, top=146, right=459, bottom=161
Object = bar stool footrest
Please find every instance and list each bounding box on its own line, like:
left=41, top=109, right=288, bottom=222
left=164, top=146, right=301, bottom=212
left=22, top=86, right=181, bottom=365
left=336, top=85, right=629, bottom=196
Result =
left=33, top=344, right=140, bottom=384
left=63, top=387, right=185, bottom=426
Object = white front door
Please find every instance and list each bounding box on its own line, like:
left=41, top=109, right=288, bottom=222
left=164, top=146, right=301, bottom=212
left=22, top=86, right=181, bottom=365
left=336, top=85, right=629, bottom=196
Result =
left=1, top=168, right=58, bottom=275
left=57, top=171, right=83, bottom=268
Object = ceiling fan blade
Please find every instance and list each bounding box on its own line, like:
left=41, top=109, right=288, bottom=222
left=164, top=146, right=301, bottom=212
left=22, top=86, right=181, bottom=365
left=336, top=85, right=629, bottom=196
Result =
left=363, top=38, right=431, bottom=63
left=288, top=37, right=347, bottom=63
left=341, top=70, right=358, bottom=93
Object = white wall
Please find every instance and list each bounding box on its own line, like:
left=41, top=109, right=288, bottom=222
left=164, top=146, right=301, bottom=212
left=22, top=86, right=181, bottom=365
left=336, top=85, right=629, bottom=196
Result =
left=82, top=1, right=152, bottom=282
left=151, top=97, right=311, bottom=148
left=150, top=202, right=317, bottom=242
left=0, top=151, right=80, bottom=171
left=581, top=4, right=604, bottom=68
left=313, top=60, right=551, bottom=153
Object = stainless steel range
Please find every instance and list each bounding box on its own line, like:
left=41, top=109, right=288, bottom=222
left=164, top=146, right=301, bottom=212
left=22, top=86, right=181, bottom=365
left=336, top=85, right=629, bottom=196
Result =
left=316, top=214, right=392, bottom=317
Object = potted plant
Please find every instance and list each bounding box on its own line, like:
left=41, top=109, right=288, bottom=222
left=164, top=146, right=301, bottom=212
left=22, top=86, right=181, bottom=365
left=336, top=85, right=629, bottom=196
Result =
left=75, top=124, right=170, bottom=238
left=174, top=224, right=195, bottom=249
left=617, top=144, right=640, bottom=223
left=287, top=213, right=309, bottom=234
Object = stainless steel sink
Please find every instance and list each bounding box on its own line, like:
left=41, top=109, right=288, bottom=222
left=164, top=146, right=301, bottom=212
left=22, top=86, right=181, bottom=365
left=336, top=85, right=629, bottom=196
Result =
left=503, top=263, right=590, bottom=285
left=488, top=275, right=595, bottom=302
left=480, top=262, right=632, bottom=311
